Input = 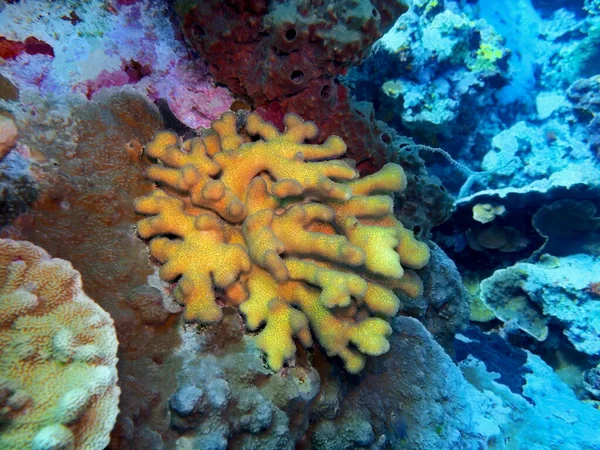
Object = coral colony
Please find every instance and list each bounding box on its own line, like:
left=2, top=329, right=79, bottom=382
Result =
left=1, top=0, right=600, bottom=449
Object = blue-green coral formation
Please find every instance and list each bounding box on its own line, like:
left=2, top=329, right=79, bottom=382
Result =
left=348, top=2, right=509, bottom=140
left=461, top=350, right=600, bottom=450
left=480, top=254, right=600, bottom=355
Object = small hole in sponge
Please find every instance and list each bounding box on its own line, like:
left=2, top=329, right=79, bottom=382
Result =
left=291, top=70, right=304, bottom=84
left=320, top=85, right=332, bottom=100
left=285, top=28, right=297, bottom=41
left=381, top=133, right=391, bottom=144
left=192, top=25, right=205, bottom=39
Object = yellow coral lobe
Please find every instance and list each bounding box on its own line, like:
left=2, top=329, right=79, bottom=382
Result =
left=285, top=258, right=367, bottom=308
left=145, top=130, right=178, bottom=159
left=397, top=226, right=431, bottom=269
left=255, top=298, right=311, bottom=371
left=341, top=217, right=404, bottom=278
left=134, top=111, right=430, bottom=373
left=240, top=267, right=280, bottom=330
left=348, top=162, right=407, bottom=196
left=390, top=269, right=425, bottom=299
left=350, top=318, right=393, bottom=356
left=364, top=282, right=401, bottom=316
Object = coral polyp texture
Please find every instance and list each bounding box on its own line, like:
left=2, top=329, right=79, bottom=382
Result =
left=135, top=112, right=430, bottom=373
left=0, top=239, right=119, bottom=450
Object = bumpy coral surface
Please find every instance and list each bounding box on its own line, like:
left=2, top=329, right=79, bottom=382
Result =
left=0, top=239, right=119, bottom=450
left=0, top=0, right=232, bottom=130
left=173, top=0, right=410, bottom=171
left=135, top=112, right=429, bottom=373
left=0, top=114, right=18, bottom=161
left=174, top=0, right=407, bottom=107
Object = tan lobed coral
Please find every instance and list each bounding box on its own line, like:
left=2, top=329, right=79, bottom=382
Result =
left=0, top=239, right=119, bottom=450
left=135, top=112, right=430, bottom=373
left=0, top=113, right=18, bottom=161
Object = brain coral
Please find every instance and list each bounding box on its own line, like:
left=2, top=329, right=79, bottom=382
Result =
left=0, top=239, right=119, bottom=450
left=135, top=112, right=430, bottom=373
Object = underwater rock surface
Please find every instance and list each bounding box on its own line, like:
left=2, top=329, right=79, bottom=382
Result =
left=481, top=254, right=600, bottom=355
left=1, top=0, right=600, bottom=448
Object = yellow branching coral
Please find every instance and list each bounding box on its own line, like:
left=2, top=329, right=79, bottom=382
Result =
left=0, top=239, right=119, bottom=450
left=135, top=112, right=430, bottom=373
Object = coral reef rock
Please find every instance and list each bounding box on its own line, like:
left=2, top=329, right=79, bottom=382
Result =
left=480, top=254, right=600, bottom=355
left=174, top=0, right=408, bottom=106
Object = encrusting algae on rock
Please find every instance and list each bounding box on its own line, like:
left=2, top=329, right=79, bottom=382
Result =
left=135, top=112, right=430, bottom=373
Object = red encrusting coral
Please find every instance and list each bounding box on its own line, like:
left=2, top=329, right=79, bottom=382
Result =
left=0, top=36, right=54, bottom=59
left=174, top=0, right=409, bottom=171
left=78, top=59, right=153, bottom=100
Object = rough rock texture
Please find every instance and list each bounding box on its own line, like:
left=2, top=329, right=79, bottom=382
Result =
left=174, top=0, right=408, bottom=107
left=391, top=138, right=454, bottom=239
left=480, top=254, right=600, bottom=355
left=403, top=243, right=470, bottom=351
left=305, top=316, right=488, bottom=450
left=170, top=311, right=320, bottom=450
